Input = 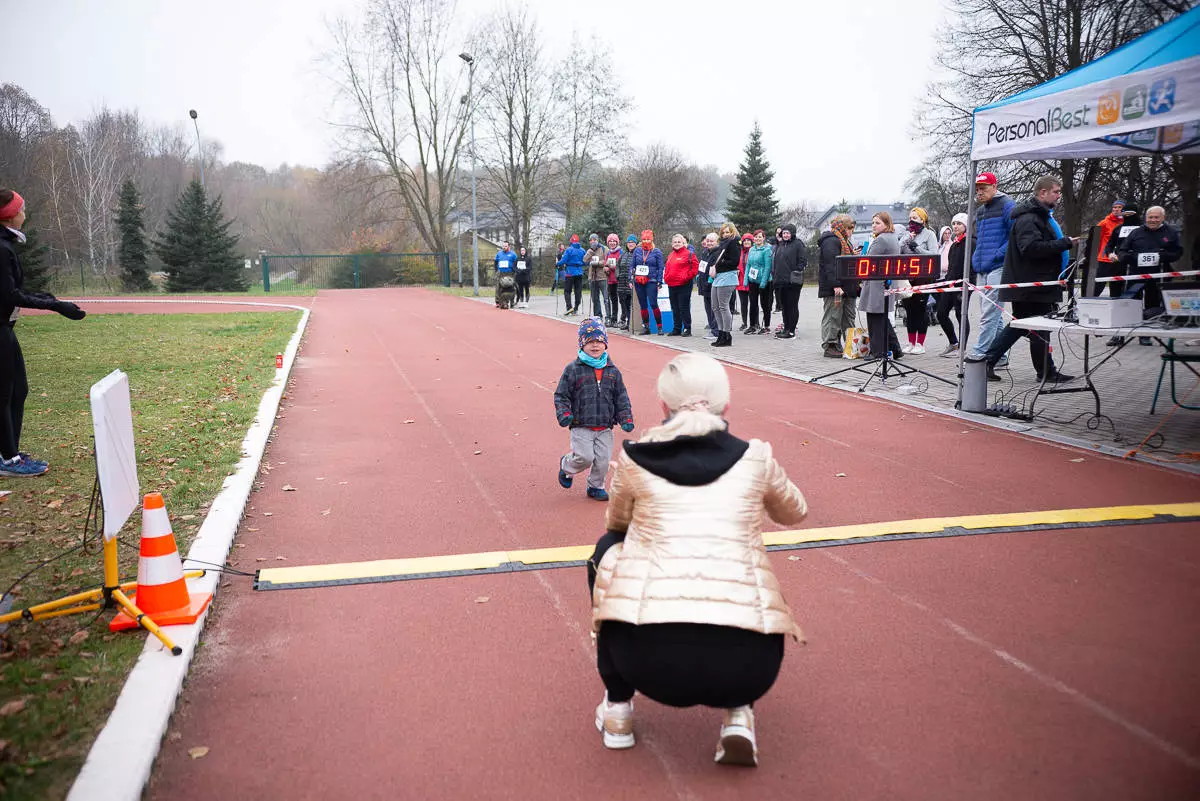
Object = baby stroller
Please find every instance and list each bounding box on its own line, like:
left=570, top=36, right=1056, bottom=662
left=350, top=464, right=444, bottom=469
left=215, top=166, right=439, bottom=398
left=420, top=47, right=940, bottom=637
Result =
left=496, top=273, right=517, bottom=309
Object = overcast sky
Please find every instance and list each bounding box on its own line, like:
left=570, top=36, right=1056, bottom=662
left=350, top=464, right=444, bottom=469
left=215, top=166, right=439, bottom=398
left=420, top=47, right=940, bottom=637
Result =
left=7, top=0, right=948, bottom=208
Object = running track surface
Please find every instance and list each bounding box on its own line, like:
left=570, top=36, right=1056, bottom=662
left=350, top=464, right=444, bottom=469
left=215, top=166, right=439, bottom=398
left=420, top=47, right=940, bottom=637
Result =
left=125, top=288, right=1198, bottom=800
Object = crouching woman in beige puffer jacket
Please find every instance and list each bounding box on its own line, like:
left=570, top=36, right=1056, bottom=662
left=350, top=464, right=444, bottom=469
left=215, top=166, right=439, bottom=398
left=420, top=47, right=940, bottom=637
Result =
left=587, top=351, right=808, bottom=767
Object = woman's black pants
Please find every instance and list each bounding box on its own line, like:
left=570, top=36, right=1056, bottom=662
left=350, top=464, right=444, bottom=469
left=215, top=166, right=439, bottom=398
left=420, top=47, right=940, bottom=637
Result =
left=0, top=327, right=28, bottom=460
left=588, top=532, right=784, bottom=708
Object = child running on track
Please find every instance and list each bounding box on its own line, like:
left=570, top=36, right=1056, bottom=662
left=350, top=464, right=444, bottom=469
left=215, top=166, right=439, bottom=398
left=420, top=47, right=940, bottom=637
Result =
left=587, top=352, right=808, bottom=766
left=554, top=318, right=634, bottom=501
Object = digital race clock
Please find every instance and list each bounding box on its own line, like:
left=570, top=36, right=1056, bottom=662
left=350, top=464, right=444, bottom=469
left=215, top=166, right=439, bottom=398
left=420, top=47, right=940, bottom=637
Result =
left=836, top=255, right=940, bottom=280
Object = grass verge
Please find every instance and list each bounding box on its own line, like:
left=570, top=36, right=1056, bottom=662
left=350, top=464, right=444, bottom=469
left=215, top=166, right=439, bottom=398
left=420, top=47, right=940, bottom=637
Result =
left=0, top=310, right=300, bottom=800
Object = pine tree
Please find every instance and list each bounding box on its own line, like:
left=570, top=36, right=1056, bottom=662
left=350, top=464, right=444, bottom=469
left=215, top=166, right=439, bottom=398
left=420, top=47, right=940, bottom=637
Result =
left=154, top=181, right=247, bottom=292
left=726, top=123, right=780, bottom=234
left=579, top=191, right=624, bottom=240
left=15, top=224, right=51, bottom=292
left=116, top=178, right=152, bottom=291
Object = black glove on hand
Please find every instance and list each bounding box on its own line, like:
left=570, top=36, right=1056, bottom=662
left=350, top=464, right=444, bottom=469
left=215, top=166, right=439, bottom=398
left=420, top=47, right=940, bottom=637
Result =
left=54, top=301, right=86, bottom=321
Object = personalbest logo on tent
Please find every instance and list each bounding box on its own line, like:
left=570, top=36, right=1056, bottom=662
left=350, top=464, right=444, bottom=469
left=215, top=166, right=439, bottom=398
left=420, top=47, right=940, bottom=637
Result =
left=1149, top=77, right=1176, bottom=114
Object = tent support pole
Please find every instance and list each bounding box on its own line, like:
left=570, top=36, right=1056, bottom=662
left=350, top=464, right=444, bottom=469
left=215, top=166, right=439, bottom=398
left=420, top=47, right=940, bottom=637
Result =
left=956, top=160, right=978, bottom=409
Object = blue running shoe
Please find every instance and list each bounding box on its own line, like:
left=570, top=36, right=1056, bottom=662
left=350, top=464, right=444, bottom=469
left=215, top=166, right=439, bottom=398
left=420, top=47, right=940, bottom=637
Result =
left=0, top=456, right=49, bottom=477
left=558, top=469, right=573, bottom=489
left=587, top=487, right=609, bottom=502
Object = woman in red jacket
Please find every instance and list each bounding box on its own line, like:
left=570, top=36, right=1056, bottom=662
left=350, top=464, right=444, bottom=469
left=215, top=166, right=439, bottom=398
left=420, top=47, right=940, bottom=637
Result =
left=663, top=233, right=699, bottom=337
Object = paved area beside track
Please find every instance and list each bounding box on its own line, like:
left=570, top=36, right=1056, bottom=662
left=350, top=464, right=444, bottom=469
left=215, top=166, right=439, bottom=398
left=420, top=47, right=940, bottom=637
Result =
left=511, top=285, right=1200, bottom=468
left=143, top=288, right=1199, bottom=800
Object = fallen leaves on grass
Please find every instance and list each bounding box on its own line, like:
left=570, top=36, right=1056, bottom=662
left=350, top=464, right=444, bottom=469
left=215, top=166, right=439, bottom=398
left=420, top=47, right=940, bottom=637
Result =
left=0, top=698, right=27, bottom=716
left=68, top=630, right=89, bottom=646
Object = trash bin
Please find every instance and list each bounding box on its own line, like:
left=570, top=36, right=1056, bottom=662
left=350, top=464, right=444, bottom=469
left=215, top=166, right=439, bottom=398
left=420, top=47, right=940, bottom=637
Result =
left=961, top=358, right=989, bottom=412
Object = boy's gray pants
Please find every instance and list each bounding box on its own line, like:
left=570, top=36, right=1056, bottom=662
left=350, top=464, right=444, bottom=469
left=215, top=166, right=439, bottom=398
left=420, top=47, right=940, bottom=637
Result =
left=561, top=427, right=613, bottom=489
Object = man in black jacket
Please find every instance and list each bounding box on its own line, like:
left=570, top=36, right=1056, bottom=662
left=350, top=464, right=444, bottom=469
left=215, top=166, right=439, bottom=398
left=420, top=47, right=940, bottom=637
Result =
left=983, top=176, right=1077, bottom=382
left=817, top=214, right=860, bottom=357
left=1112, top=205, right=1182, bottom=314
left=772, top=224, right=807, bottom=339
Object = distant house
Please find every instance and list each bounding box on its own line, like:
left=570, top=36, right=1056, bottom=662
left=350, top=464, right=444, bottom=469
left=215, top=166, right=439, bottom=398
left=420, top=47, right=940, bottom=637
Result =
left=448, top=203, right=567, bottom=250
left=811, top=202, right=913, bottom=248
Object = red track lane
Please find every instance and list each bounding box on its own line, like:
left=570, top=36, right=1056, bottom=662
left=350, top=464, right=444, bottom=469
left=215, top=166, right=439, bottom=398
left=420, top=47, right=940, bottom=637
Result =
left=144, top=289, right=1199, bottom=800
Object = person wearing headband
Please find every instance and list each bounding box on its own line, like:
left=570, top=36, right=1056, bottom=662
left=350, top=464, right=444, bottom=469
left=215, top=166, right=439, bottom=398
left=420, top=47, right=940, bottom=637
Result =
left=588, top=352, right=808, bottom=767
left=0, top=188, right=87, bottom=477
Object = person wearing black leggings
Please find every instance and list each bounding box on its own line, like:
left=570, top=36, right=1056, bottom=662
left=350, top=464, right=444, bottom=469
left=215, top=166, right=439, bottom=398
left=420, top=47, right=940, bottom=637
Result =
left=0, top=188, right=87, bottom=478
left=588, top=352, right=808, bottom=767
left=771, top=224, right=806, bottom=339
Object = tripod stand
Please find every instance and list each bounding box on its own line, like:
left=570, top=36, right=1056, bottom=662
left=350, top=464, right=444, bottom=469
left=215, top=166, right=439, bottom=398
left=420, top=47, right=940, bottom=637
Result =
left=0, top=469, right=202, bottom=655
left=810, top=348, right=957, bottom=393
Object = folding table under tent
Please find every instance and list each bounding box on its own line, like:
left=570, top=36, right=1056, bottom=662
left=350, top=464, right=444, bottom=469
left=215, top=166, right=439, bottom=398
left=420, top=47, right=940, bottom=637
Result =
left=956, top=5, right=1200, bottom=402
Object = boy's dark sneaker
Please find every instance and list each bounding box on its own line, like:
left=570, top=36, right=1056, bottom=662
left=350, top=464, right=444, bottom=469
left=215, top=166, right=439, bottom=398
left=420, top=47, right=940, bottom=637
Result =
left=0, top=455, right=49, bottom=477
left=587, top=487, right=609, bottom=501
left=558, top=469, right=573, bottom=489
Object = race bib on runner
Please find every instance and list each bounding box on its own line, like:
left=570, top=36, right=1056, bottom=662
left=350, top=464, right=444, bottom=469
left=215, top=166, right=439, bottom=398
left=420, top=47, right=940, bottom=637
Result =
left=634, top=265, right=650, bottom=276
left=1119, top=226, right=1138, bottom=238
left=747, top=266, right=760, bottom=281
left=1137, top=252, right=1159, bottom=267
left=607, top=258, right=616, bottom=267
left=698, top=260, right=709, bottom=272
left=516, top=261, right=527, bottom=270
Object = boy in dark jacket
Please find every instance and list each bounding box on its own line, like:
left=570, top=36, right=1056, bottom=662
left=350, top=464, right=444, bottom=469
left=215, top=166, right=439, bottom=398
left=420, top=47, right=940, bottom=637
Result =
left=554, top=319, right=634, bottom=501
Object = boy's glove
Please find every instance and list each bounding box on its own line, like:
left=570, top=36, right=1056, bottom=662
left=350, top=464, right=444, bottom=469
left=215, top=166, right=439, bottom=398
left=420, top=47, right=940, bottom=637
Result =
left=558, top=414, right=573, bottom=428
left=54, top=301, right=86, bottom=320
left=620, top=421, right=634, bottom=432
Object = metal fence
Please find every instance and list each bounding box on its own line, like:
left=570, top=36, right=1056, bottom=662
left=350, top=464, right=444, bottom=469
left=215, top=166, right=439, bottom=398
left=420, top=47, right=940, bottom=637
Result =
left=261, top=252, right=450, bottom=292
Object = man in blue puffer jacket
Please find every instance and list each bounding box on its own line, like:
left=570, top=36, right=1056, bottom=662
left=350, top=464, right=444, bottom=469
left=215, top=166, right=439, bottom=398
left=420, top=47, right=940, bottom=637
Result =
left=968, top=172, right=1015, bottom=362
left=557, top=235, right=587, bottom=315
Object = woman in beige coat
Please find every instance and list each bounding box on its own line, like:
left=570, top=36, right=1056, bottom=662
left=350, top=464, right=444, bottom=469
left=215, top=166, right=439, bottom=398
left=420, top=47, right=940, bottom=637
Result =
left=588, top=352, right=808, bottom=766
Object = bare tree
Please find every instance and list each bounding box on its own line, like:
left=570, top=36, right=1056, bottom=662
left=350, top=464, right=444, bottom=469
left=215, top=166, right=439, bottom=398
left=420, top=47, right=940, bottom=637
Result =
left=476, top=5, right=559, bottom=248
left=327, top=0, right=472, bottom=254
left=915, top=0, right=1182, bottom=233
left=0, top=84, right=54, bottom=200
left=68, top=110, right=128, bottom=274
left=618, top=144, right=715, bottom=236
left=551, top=34, right=629, bottom=232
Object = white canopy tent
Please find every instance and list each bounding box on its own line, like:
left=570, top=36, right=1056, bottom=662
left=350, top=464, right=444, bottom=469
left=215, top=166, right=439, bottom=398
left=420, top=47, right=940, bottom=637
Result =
left=970, top=7, right=1200, bottom=161
left=956, top=6, right=1200, bottom=402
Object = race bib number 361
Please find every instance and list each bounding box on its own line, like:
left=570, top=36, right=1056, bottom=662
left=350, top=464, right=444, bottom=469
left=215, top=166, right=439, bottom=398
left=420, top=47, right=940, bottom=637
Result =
left=1137, top=252, right=1160, bottom=267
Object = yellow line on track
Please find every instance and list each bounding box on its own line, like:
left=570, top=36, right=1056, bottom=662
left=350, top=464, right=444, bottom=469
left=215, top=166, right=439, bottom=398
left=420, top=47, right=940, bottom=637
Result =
left=254, top=502, right=1200, bottom=590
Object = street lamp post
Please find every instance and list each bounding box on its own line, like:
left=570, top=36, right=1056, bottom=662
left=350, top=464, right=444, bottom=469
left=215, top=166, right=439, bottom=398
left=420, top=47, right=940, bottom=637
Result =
left=459, top=52, right=479, bottom=297
left=188, top=109, right=205, bottom=189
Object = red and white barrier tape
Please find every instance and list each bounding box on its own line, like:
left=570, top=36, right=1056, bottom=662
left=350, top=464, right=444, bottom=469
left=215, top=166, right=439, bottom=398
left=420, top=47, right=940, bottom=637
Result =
left=1095, top=269, right=1200, bottom=283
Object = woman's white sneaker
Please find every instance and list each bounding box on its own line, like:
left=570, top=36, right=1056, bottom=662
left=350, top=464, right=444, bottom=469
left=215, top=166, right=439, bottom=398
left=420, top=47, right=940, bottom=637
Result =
left=911, top=343, right=926, bottom=354
left=594, top=694, right=635, bottom=749
left=901, top=343, right=914, bottom=354
left=714, top=706, right=758, bottom=766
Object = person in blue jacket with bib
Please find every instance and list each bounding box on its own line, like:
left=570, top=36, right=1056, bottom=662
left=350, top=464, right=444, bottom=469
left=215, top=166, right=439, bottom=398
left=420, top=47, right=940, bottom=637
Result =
left=494, top=241, right=518, bottom=308
left=631, top=229, right=665, bottom=335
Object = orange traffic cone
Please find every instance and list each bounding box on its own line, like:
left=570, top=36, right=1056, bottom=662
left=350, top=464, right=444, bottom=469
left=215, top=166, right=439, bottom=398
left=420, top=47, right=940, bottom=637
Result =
left=110, top=492, right=212, bottom=631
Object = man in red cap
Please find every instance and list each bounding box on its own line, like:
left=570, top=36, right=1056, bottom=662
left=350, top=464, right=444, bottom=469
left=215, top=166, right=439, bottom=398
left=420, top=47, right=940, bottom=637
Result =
left=968, top=171, right=1015, bottom=370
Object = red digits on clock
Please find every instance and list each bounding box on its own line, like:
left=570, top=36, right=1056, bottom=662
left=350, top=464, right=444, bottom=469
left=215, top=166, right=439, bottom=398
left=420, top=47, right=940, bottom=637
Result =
left=857, top=258, right=870, bottom=277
